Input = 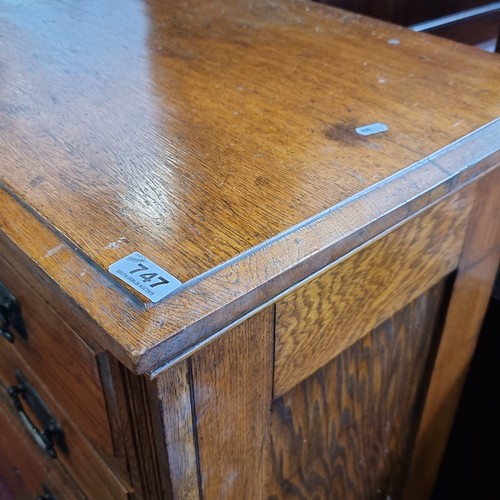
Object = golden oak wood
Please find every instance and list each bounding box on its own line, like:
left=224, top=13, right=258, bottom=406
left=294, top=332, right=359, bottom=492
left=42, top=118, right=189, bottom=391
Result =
left=274, top=189, right=472, bottom=396
left=270, top=281, right=448, bottom=499
left=191, top=308, right=274, bottom=499
left=1, top=0, right=498, bottom=283
left=1, top=1, right=500, bottom=498
left=105, top=356, right=200, bottom=500
left=1, top=0, right=500, bottom=375
left=113, top=364, right=172, bottom=499
left=154, top=362, right=200, bottom=500
left=95, top=354, right=135, bottom=487
left=404, top=168, right=500, bottom=500
left=103, top=355, right=149, bottom=499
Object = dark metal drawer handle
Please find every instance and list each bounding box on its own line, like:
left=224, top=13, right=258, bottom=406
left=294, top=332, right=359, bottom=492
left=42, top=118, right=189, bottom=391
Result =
left=0, top=317, right=14, bottom=343
left=0, top=280, right=28, bottom=343
left=37, top=484, right=57, bottom=500
left=7, top=369, right=67, bottom=459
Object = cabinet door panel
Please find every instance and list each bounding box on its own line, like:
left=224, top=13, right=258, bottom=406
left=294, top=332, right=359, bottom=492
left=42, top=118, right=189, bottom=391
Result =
left=270, top=280, right=449, bottom=499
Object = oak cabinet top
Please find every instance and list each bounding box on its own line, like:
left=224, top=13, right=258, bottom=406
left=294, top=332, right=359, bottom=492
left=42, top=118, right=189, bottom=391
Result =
left=1, top=0, right=499, bottom=375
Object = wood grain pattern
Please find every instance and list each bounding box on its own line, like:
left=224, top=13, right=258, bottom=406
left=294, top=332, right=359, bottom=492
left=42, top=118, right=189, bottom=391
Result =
left=96, top=352, right=137, bottom=486
left=0, top=253, right=115, bottom=463
left=0, top=1, right=498, bottom=496
left=103, top=355, right=148, bottom=499
left=2, top=0, right=499, bottom=285
left=0, top=0, right=500, bottom=375
left=404, top=167, right=500, bottom=499
left=191, top=308, right=274, bottom=499
left=269, top=281, right=449, bottom=499
left=0, top=346, right=131, bottom=499
left=274, top=189, right=472, bottom=396
left=155, top=361, right=201, bottom=500
left=104, top=356, right=199, bottom=500
left=0, top=396, right=85, bottom=500
left=115, top=363, right=173, bottom=500
left=1, top=123, right=497, bottom=378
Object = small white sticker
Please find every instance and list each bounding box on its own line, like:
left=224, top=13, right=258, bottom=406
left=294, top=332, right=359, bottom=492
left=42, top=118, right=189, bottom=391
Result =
left=109, top=252, right=182, bottom=303
left=355, top=122, right=389, bottom=136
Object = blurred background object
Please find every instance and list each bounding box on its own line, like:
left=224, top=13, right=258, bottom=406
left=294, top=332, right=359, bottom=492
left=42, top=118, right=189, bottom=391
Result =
left=316, top=0, right=500, bottom=51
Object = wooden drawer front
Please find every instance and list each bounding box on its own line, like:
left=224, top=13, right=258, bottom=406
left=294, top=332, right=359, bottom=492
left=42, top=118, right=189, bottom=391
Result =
left=0, top=253, right=114, bottom=462
left=0, top=342, right=130, bottom=499
left=274, top=190, right=473, bottom=397
left=0, top=394, right=85, bottom=500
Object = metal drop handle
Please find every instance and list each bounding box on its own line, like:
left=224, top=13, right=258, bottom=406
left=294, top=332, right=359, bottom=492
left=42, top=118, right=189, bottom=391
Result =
left=0, top=313, right=14, bottom=342
left=0, top=280, right=28, bottom=343
left=7, top=369, right=67, bottom=459
left=37, top=484, right=57, bottom=500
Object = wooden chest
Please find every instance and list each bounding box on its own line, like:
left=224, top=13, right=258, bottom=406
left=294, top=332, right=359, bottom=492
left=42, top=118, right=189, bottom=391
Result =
left=1, top=0, right=499, bottom=498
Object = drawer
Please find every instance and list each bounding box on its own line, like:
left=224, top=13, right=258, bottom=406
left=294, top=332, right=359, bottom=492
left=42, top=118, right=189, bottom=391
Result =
left=0, top=252, right=114, bottom=462
left=0, top=339, right=131, bottom=499
left=0, top=394, right=84, bottom=500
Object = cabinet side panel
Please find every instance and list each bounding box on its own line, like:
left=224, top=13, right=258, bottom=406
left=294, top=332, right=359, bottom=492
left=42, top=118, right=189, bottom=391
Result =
left=404, top=166, right=500, bottom=499
left=191, top=308, right=274, bottom=499
left=269, top=280, right=449, bottom=499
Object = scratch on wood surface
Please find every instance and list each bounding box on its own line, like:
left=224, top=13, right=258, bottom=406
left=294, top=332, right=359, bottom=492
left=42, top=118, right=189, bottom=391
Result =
left=44, top=244, right=65, bottom=258
left=105, top=237, right=128, bottom=249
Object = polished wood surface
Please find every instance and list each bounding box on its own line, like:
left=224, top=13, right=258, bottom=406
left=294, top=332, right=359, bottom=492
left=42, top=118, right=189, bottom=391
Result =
left=270, top=281, right=448, bottom=499
left=1, top=0, right=500, bottom=374
left=275, top=190, right=471, bottom=397
left=1, top=1, right=500, bottom=498
left=404, top=168, right=500, bottom=499
left=1, top=0, right=497, bottom=282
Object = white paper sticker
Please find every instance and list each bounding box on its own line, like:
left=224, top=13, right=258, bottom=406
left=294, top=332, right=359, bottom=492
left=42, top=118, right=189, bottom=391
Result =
left=109, top=252, right=182, bottom=303
left=355, top=122, right=389, bottom=136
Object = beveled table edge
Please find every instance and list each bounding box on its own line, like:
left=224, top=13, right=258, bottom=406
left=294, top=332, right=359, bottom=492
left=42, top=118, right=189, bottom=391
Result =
left=1, top=118, right=499, bottom=375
